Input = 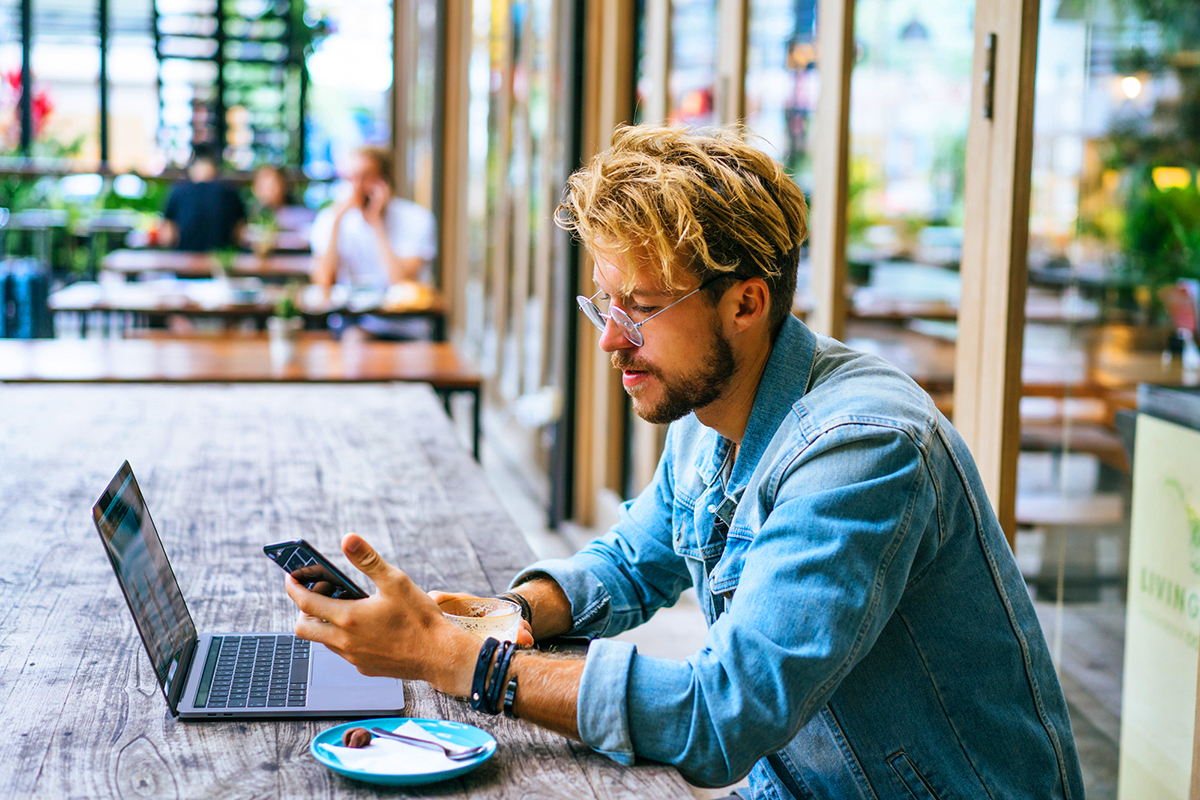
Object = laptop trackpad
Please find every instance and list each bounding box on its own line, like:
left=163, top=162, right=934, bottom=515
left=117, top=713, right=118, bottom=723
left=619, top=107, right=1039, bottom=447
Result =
left=311, top=644, right=388, bottom=687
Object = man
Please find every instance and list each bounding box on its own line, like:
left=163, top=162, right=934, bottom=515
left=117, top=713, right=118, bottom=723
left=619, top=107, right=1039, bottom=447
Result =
left=310, top=146, right=437, bottom=338
left=286, top=125, right=1084, bottom=799
left=161, top=143, right=246, bottom=252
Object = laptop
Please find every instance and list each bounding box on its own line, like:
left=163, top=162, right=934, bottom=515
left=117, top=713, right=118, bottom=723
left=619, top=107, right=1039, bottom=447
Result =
left=92, top=461, right=406, bottom=720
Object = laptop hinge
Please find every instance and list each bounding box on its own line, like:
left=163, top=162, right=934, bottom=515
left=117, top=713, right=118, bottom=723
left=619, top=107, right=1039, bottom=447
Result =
left=164, top=636, right=199, bottom=716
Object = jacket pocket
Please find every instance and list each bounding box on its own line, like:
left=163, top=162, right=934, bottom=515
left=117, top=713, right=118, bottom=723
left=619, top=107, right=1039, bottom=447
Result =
left=887, top=752, right=941, bottom=800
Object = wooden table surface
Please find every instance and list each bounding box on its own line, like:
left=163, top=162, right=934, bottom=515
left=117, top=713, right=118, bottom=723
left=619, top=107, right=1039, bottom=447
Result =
left=0, top=333, right=481, bottom=389
left=0, top=385, right=690, bottom=799
left=101, top=249, right=314, bottom=279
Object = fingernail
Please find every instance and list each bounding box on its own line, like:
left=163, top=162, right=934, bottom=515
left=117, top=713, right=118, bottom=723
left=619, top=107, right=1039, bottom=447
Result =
left=345, top=537, right=361, bottom=553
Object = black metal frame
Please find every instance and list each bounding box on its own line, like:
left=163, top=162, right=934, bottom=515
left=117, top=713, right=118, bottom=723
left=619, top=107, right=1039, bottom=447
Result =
left=18, top=0, right=32, bottom=156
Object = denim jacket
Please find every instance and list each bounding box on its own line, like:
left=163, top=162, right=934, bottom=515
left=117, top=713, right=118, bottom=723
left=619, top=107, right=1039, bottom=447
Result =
left=513, top=315, right=1083, bottom=799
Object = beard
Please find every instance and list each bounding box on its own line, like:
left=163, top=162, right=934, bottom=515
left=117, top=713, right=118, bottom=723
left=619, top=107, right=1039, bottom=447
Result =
left=612, top=323, right=736, bottom=425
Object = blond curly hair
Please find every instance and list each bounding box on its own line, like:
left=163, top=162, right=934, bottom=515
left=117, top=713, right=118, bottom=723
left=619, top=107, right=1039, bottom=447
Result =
left=556, top=124, right=809, bottom=333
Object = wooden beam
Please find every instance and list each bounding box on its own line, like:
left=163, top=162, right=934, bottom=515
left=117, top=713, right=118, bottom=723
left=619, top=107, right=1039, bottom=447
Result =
left=572, top=0, right=637, bottom=525
left=641, top=0, right=671, bottom=125
left=806, top=0, right=854, bottom=341
left=1192, top=646, right=1200, bottom=799
left=954, top=0, right=1040, bottom=545
left=392, top=0, right=413, bottom=198
left=438, top=0, right=470, bottom=335
left=716, top=0, right=748, bottom=124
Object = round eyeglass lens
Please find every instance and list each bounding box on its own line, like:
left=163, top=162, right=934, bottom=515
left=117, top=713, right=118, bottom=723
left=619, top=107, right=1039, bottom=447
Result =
left=577, top=296, right=607, bottom=331
left=608, top=307, right=643, bottom=346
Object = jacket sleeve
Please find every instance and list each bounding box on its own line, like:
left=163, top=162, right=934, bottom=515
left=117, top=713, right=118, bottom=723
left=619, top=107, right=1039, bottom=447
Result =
left=571, top=423, right=937, bottom=786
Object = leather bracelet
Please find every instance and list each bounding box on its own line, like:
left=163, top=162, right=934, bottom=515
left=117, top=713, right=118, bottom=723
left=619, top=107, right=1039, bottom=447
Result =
left=496, top=592, right=533, bottom=625
left=502, top=674, right=519, bottom=719
left=469, top=637, right=501, bottom=713
left=485, top=640, right=517, bottom=715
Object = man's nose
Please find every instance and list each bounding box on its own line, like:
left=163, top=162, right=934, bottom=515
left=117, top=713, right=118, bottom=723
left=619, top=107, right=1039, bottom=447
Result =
left=597, top=316, right=634, bottom=353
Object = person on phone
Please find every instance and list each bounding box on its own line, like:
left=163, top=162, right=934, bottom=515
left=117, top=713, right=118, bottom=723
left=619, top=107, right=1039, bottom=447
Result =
left=310, top=146, right=437, bottom=339
left=285, top=125, right=1083, bottom=799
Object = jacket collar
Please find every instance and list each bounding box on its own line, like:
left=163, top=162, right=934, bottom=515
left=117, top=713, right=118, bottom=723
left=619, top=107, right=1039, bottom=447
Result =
left=731, top=315, right=816, bottom=489
left=694, top=315, right=816, bottom=491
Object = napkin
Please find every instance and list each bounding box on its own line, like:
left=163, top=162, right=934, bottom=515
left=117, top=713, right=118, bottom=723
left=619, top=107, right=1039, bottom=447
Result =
left=318, top=720, right=463, bottom=774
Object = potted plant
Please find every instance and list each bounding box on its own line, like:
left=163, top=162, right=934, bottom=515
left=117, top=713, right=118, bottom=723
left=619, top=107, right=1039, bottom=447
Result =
left=267, top=290, right=303, bottom=366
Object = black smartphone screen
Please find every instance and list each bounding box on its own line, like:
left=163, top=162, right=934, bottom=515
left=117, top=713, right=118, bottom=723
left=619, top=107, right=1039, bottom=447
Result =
left=263, top=539, right=368, bottom=599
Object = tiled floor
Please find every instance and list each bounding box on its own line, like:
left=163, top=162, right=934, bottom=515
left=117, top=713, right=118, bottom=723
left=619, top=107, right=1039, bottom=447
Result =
left=474, top=410, right=1123, bottom=799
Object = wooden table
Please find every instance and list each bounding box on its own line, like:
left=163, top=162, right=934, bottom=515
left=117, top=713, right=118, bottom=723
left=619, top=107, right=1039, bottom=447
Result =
left=0, top=385, right=690, bottom=799
left=101, top=249, right=315, bottom=279
left=0, top=333, right=483, bottom=459
left=49, top=282, right=449, bottom=340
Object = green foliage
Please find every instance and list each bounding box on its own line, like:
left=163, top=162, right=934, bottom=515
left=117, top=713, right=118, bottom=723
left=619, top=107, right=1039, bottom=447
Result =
left=214, top=248, right=238, bottom=276
left=1122, top=166, right=1200, bottom=288
left=98, top=178, right=170, bottom=214
left=846, top=155, right=881, bottom=245
left=274, top=290, right=300, bottom=319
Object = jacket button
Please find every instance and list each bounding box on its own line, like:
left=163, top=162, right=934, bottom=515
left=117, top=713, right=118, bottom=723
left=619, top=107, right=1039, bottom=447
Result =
left=707, top=504, right=718, bottom=513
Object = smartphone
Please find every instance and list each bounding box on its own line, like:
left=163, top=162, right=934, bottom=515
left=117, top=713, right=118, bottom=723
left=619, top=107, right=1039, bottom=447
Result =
left=263, top=538, right=369, bottom=600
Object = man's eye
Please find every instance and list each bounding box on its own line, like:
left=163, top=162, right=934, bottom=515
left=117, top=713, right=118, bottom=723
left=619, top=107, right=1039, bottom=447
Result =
left=632, top=305, right=656, bottom=315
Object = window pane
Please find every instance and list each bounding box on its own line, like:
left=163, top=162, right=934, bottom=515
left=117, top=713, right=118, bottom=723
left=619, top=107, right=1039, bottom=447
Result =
left=745, top=0, right=817, bottom=186
left=32, top=0, right=101, bottom=166
left=304, top=0, right=393, bottom=179
left=1023, top=3, right=1200, bottom=788
left=839, top=0, right=973, bottom=421
left=0, top=0, right=21, bottom=155
left=110, top=0, right=159, bottom=172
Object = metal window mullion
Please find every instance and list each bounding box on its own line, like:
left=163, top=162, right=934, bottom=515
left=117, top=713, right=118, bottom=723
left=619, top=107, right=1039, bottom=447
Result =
left=99, top=0, right=109, bottom=167
left=19, top=0, right=32, bottom=155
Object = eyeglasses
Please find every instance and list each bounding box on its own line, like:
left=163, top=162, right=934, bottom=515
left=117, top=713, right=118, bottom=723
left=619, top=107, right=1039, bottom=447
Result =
left=576, top=276, right=728, bottom=347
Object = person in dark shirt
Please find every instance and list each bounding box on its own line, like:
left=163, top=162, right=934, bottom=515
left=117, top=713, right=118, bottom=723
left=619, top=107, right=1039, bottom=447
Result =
left=161, top=144, right=247, bottom=252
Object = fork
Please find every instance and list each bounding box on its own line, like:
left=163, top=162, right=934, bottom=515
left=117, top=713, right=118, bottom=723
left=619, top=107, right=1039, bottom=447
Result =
left=368, top=726, right=487, bottom=760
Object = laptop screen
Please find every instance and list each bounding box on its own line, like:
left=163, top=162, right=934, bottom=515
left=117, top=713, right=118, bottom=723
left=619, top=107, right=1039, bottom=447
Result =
left=93, top=462, right=197, bottom=701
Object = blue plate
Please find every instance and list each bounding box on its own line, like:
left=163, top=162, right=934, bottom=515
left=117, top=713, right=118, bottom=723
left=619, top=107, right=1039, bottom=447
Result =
left=310, top=717, right=497, bottom=786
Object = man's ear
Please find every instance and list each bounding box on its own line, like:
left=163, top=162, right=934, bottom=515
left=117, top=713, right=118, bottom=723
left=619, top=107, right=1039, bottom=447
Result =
left=728, top=277, right=770, bottom=333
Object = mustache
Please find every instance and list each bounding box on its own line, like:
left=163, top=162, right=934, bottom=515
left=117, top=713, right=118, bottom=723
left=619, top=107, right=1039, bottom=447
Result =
left=611, top=353, right=658, bottom=376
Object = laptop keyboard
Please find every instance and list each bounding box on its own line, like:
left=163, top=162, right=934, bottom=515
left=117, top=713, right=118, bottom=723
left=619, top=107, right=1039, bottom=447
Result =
left=194, top=635, right=310, bottom=709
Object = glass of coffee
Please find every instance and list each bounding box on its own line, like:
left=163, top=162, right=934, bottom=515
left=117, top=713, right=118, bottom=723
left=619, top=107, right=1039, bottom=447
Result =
left=440, top=597, right=521, bottom=643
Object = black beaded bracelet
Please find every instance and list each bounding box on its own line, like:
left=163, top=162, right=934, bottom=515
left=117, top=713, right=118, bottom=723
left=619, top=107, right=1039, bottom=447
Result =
left=469, top=637, right=501, bottom=713
left=496, top=592, right=533, bottom=625
left=502, top=674, right=519, bottom=719
left=485, top=640, right=517, bottom=715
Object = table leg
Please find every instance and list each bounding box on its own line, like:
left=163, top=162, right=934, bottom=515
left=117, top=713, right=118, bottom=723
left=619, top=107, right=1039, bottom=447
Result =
left=471, top=387, right=481, bottom=462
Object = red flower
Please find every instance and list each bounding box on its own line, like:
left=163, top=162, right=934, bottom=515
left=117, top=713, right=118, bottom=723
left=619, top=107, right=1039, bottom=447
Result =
left=32, top=89, right=53, bottom=134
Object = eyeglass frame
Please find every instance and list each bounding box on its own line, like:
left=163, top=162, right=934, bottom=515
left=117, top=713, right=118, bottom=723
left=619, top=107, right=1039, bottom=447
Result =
left=576, top=275, right=734, bottom=347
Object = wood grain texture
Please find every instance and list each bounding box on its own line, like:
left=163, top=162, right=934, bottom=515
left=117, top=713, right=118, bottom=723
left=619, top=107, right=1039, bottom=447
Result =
left=0, top=384, right=689, bottom=799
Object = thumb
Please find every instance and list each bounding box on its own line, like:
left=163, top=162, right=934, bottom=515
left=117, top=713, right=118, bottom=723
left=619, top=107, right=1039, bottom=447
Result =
left=341, top=532, right=390, bottom=577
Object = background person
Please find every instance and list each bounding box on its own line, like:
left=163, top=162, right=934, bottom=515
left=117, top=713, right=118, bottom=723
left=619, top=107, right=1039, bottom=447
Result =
left=285, top=125, right=1083, bottom=800
left=160, top=143, right=246, bottom=252
left=310, top=146, right=436, bottom=338
left=246, top=164, right=315, bottom=252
